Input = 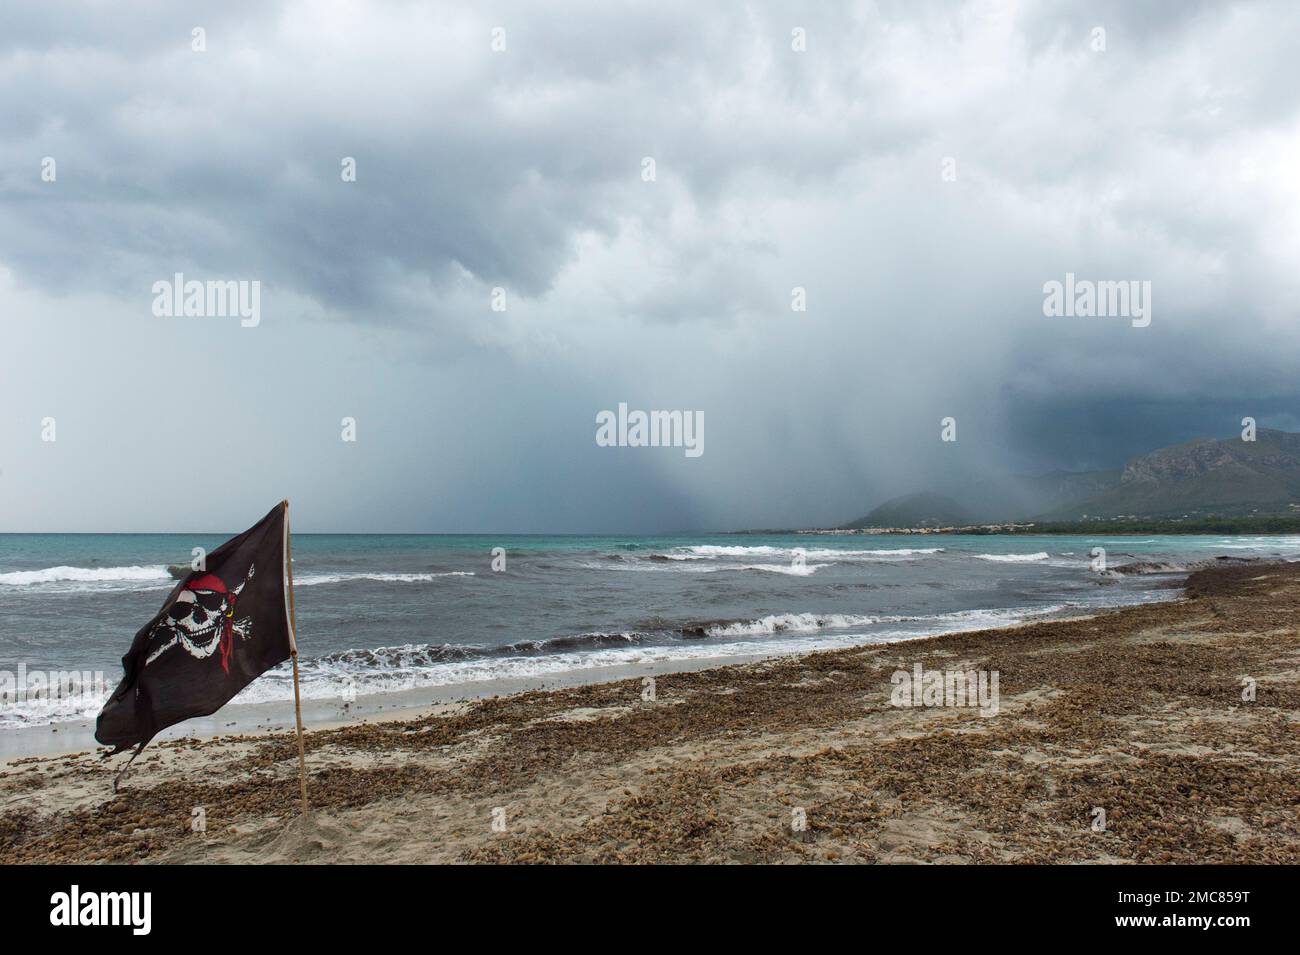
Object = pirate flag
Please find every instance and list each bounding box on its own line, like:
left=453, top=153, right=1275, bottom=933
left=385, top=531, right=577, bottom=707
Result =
left=96, top=502, right=296, bottom=754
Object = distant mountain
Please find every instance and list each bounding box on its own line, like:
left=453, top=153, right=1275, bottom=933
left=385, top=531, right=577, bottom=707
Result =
left=846, top=429, right=1300, bottom=528
left=844, top=492, right=971, bottom=529
left=953, top=468, right=1122, bottom=523
left=1042, top=430, right=1300, bottom=520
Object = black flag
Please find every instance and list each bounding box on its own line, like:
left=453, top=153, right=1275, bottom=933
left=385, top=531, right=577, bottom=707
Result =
left=96, top=502, right=295, bottom=753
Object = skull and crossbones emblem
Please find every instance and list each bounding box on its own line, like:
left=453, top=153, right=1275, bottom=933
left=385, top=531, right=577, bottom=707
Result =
left=145, top=565, right=256, bottom=673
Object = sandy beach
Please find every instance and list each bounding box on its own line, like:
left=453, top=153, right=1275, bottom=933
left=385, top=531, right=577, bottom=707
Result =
left=2, top=560, right=1297, bottom=864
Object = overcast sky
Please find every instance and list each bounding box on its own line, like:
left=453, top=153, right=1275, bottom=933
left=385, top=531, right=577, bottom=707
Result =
left=2, top=0, right=1298, bottom=533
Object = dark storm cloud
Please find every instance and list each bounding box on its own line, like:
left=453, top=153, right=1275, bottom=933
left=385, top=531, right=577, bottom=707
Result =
left=2, top=0, right=1299, bottom=531
left=0, top=1, right=900, bottom=320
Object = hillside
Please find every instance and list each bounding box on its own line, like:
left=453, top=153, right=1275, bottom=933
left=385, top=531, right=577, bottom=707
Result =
left=1045, top=430, right=1300, bottom=520
left=847, top=429, right=1300, bottom=528
left=844, top=492, right=971, bottom=529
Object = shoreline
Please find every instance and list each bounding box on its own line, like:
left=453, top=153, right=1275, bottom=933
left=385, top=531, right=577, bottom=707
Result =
left=0, top=650, right=799, bottom=762
left=3, top=560, right=1297, bottom=863
left=1, top=596, right=1152, bottom=761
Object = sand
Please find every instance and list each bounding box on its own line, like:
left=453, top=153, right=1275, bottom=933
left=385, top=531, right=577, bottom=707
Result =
left=2, top=560, right=1297, bottom=864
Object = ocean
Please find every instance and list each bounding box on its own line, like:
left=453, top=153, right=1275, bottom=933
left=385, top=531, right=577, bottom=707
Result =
left=3, top=531, right=1299, bottom=730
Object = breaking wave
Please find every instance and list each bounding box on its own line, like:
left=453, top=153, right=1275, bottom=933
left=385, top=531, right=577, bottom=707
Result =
left=294, top=571, right=475, bottom=586
left=1109, top=555, right=1267, bottom=576
left=582, top=559, right=831, bottom=575
left=229, top=601, right=1085, bottom=706
left=701, top=605, right=1069, bottom=638
left=0, top=565, right=171, bottom=587
left=0, top=690, right=113, bottom=729
left=0, top=564, right=474, bottom=593
left=667, top=545, right=942, bottom=560
left=703, top=612, right=881, bottom=637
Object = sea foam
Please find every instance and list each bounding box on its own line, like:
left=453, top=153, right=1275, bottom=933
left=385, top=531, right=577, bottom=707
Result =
left=0, top=565, right=172, bottom=587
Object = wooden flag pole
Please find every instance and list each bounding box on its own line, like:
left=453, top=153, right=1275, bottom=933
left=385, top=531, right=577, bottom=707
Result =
left=284, top=500, right=310, bottom=815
